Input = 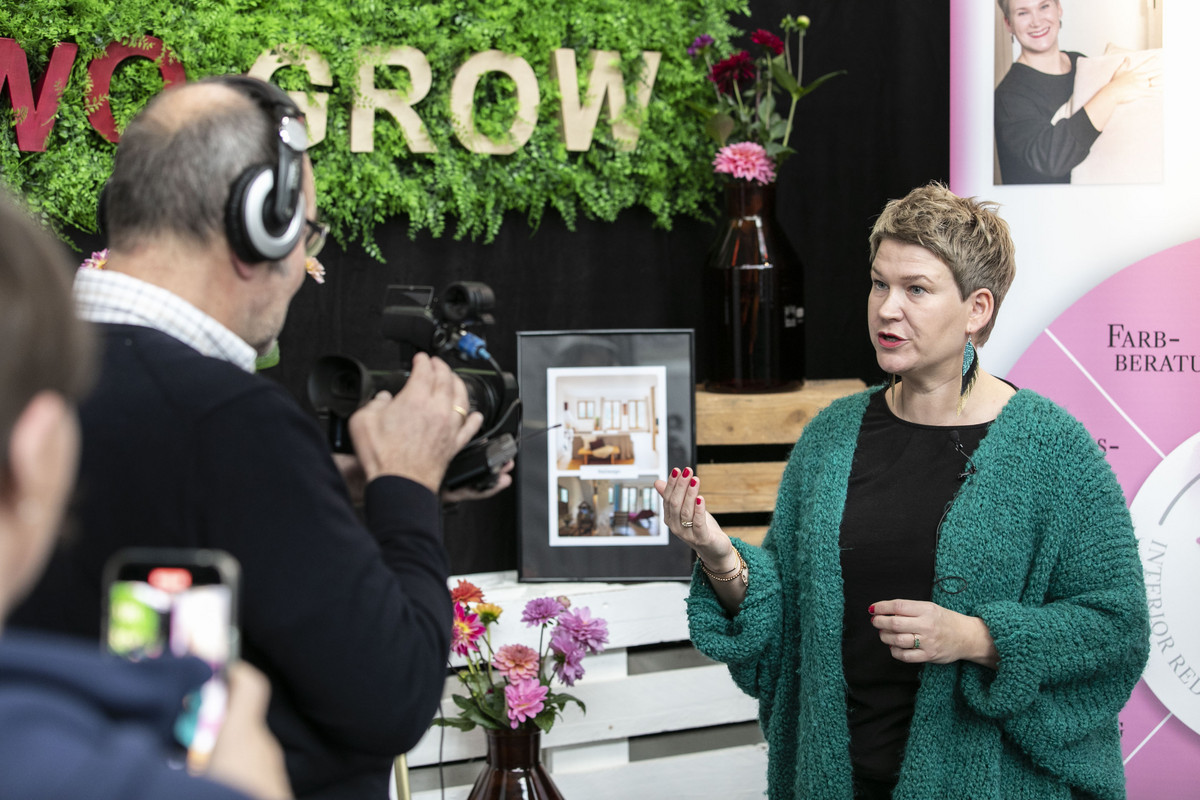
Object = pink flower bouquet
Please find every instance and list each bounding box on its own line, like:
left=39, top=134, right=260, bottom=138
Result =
left=689, top=14, right=844, bottom=181
left=434, top=580, right=609, bottom=732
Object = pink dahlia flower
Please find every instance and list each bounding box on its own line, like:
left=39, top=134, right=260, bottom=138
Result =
left=549, top=628, right=587, bottom=686
left=493, top=643, right=540, bottom=682
left=305, top=256, right=326, bottom=284
left=521, top=597, right=565, bottom=627
left=80, top=249, right=109, bottom=270
left=450, top=603, right=486, bottom=656
left=557, top=606, right=609, bottom=654
left=504, top=678, right=549, bottom=728
left=713, top=142, right=777, bottom=185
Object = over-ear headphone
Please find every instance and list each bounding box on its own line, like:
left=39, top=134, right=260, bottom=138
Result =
left=216, top=75, right=308, bottom=263
left=96, top=75, right=308, bottom=263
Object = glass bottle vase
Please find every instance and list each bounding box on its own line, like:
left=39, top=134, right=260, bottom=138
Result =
left=703, top=180, right=804, bottom=392
left=466, top=727, right=564, bottom=800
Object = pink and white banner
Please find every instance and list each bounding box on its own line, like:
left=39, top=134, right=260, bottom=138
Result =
left=951, top=2, right=1200, bottom=795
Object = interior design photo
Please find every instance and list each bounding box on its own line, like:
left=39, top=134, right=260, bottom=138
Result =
left=549, top=366, right=666, bottom=474
left=554, top=476, right=663, bottom=542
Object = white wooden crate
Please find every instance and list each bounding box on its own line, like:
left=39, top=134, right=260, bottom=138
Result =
left=391, top=570, right=767, bottom=799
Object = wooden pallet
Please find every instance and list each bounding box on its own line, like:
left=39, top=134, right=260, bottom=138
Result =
left=695, top=378, right=866, bottom=545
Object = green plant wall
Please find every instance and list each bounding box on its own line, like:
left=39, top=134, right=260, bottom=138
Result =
left=0, top=0, right=748, bottom=257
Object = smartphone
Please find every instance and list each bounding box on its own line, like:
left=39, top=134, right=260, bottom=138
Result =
left=102, top=548, right=240, bottom=772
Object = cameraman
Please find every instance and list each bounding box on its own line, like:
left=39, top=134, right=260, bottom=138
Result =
left=12, top=76, right=508, bottom=799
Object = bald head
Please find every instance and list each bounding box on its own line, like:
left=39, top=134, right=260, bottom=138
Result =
left=102, top=76, right=292, bottom=255
left=139, top=81, right=257, bottom=135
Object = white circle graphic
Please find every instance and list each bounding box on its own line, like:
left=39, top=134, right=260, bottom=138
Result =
left=1132, top=430, right=1200, bottom=735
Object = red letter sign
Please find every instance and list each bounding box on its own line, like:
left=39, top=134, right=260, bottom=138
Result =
left=0, top=39, right=79, bottom=152
left=86, top=37, right=186, bottom=143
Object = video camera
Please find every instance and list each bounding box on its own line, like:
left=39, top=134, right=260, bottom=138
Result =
left=307, top=282, right=521, bottom=492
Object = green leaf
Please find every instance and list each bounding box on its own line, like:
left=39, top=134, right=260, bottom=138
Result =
left=769, top=56, right=798, bottom=96
left=705, top=112, right=735, bottom=146
left=451, top=694, right=478, bottom=712
left=430, top=715, right=478, bottom=732
left=796, top=69, right=848, bottom=100
left=532, top=708, right=557, bottom=734
left=549, top=692, right=586, bottom=714
left=460, top=701, right=505, bottom=730
left=462, top=671, right=495, bottom=696
left=758, top=91, right=776, bottom=125
left=254, top=341, right=281, bottom=371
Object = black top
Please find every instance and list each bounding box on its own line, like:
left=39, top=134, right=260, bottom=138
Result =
left=994, top=52, right=1101, bottom=184
left=839, top=389, right=989, bottom=786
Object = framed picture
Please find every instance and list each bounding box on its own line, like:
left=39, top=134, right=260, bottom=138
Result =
left=516, top=329, right=696, bottom=582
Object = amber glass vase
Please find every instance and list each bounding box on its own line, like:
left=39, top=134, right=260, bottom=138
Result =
left=466, top=727, right=564, bottom=800
left=703, top=180, right=804, bottom=392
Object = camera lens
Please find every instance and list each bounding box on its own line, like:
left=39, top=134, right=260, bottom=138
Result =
left=441, top=282, right=494, bottom=323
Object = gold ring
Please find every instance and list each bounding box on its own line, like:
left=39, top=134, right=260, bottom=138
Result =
left=681, top=520, right=694, bottom=528
left=913, top=635, right=921, bottom=650
left=452, top=405, right=468, bottom=419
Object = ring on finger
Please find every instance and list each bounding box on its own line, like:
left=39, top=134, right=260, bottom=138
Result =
left=912, top=634, right=921, bottom=650
left=681, top=520, right=694, bottom=528
left=452, top=405, right=468, bottom=419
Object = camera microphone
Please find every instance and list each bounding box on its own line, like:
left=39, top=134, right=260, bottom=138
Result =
left=949, top=430, right=977, bottom=480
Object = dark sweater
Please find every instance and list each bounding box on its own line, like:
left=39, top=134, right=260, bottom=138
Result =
left=12, top=324, right=453, bottom=799
left=994, top=52, right=1101, bottom=184
left=0, top=630, right=248, bottom=800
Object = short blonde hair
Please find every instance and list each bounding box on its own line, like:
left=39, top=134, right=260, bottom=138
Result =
left=997, top=0, right=1061, bottom=23
left=868, top=183, right=1016, bottom=345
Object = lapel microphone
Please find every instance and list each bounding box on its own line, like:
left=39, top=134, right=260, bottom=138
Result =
left=949, top=430, right=978, bottom=480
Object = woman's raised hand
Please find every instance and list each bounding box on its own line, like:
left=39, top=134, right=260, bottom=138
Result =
left=1085, top=55, right=1163, bottom=131
left=654, top=467, right=737, bottom=572
left=1106, top=55, right=1163, bottom=104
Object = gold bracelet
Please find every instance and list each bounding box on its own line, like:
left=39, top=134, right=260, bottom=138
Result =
left=700, top=546, right=747, bottom=586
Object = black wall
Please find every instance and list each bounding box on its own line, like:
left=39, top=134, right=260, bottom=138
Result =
left=71, top=1, right=949, bottom=575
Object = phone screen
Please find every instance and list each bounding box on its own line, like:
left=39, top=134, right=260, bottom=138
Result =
left=104, top=549, right=239, bottom=772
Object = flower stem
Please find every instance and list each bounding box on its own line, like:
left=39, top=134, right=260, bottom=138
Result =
left=783, top=95, right=798, bottom=151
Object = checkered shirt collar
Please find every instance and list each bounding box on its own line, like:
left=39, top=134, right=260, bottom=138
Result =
left=74, top=267, right=258, bottom=373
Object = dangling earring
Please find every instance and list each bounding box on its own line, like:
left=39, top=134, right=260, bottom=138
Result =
left=958, top=334, right=979, bottom=416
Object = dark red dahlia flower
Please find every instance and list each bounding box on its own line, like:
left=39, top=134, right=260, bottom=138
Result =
left=709, top=50, right=756, bottom=95
left=751, top=29, right=785, bottom=56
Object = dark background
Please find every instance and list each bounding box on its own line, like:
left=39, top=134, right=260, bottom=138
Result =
left=68, top=1, right=949, bottom=575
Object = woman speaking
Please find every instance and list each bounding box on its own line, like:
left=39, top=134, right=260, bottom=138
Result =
left=658, top=184, right=1149, bottom=799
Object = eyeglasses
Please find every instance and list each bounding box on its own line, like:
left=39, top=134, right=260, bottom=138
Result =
left=304, top=218, right=329, bottom=258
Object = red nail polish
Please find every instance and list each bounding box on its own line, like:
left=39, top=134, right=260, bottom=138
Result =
left=670, top=468, right=679, bottom=478
left=695, top=497, right=702, bottom=506
left=868, top=605, right=875, bottom=614
left=682, top=467, right=691, bottom=478
left=689, top=477, right=697, bottom=487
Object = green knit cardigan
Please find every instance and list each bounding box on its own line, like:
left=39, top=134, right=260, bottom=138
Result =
left=688, top=387, right=1149, bottom=799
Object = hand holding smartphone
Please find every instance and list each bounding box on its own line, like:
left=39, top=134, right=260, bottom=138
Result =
left=103, top=548, right=240, bottom=773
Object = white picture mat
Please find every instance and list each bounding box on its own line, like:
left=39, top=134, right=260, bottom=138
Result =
left=545, top=365, right=669, bottom=547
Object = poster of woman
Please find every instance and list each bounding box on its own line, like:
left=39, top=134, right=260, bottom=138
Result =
left=993, top=0, right=1163, bottom=185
